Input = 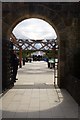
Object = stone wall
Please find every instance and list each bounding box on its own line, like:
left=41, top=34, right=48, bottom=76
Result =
left=63, top=5, right=80, bottom=104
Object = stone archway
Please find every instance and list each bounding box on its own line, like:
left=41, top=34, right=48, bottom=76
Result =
left=3, top=2, right=64, bottom=88
left=2, top=2, right=80, bottom=104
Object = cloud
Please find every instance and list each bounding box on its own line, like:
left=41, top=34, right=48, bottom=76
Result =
left=12, top=18, right=57, bottom=40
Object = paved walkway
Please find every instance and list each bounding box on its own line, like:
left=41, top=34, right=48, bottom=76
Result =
left=2, top=61, right=79, bottom=118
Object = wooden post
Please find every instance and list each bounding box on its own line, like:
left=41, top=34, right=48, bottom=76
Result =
left=19, top=47, right=22, bottom=68
left=53, top=41, right=56, bottom=86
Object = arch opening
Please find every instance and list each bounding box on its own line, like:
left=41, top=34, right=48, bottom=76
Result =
left=10, top=18, right=59, bottom=85
left=11, top=18, right=58, bottom=51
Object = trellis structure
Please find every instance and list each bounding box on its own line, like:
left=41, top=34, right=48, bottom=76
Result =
left=10, top=33, right=58, bottom=68
left=15, top=38, right=57, bottom=51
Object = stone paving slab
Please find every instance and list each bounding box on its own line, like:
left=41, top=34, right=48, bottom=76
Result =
left=2, top=61, right=79, bottom=118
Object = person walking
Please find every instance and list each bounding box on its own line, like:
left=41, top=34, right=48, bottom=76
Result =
left=12, top=50, right=19, bottom=82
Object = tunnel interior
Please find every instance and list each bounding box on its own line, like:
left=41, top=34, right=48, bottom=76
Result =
left=2, top=2, right=80, bottom=105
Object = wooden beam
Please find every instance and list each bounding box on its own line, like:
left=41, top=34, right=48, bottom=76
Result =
left=10, top=33, right=20, bottom=47
left=19, top=47, right=22, bottom=68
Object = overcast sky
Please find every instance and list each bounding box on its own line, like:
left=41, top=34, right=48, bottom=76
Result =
left=12, top=18, right=57, bottom=40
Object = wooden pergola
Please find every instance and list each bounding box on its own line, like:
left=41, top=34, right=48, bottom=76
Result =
left=10, top=33, right=58, bottom=68
left=16, top=38, right=57, bottom=51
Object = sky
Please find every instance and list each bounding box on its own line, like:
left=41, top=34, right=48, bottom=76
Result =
left=12, top=18, right=57, bottom=40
